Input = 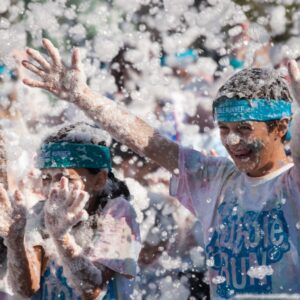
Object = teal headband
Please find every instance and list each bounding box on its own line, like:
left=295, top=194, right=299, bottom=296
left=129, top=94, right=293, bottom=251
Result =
left=37, top=143, right=112, bottom=170
left=214, top=98, right=292, bottom=122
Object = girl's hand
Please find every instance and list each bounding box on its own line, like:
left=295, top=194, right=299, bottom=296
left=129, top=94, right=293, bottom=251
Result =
left=18, top=169, right=44, bottom=202
left=22, top=39, right=88, bottom=102
left=44, top=177, right=89, bottom=240
left=0, top=186, right=26, bottom=240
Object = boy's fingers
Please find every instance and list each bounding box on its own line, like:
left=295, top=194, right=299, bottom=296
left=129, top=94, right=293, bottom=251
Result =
left=22, top=78, right=49, bottom=89
left=42, top=39, right=62, bottom=68
left=288, top=60, right=300, bottom=82
left=22, top=61, right=47, bottom=79
left=26, top=48, right=51, bottom=72
left=71, top=48, right=82, bottom=71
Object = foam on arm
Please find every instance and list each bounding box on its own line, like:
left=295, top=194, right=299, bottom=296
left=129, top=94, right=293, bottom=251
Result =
left=74, top=89, right=179, bottom=173
left=53, top=233, right=111, bottom=300
left=6, top=233, right=42, bottom=297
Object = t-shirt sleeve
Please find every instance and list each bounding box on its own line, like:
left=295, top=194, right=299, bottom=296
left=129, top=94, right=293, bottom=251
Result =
left=85, top=197, right=141, bottom=278
left=170, top=146, right=235, bottom=224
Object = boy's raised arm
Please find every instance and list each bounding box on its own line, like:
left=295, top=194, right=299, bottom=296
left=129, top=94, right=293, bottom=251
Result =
left=22, top=39, right=179, bottom=174
left=288, top=60, right=300, bottom=171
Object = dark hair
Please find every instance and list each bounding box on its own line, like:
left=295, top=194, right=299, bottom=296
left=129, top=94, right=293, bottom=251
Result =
left=42, top=122, right=130, bottom=212
left=213, top=68, right=293, bottom=142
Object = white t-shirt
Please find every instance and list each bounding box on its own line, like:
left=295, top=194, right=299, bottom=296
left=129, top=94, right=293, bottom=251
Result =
left=170, top=147, right=300, bottom=299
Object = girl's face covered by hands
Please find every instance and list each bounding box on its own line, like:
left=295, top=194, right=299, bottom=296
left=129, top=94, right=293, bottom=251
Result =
left=41, top=168, right=108, bottom=201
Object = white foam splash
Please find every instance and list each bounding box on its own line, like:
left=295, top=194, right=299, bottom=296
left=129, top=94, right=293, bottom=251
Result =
left=247, top=265, right=274, bottom=280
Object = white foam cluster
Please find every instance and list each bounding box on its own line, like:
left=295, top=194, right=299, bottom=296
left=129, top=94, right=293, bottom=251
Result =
left=247, top=265, right=274, bottom=280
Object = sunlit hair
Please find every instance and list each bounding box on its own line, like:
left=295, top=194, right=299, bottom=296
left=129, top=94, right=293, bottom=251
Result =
left=214, top=68, right=294, bottom=105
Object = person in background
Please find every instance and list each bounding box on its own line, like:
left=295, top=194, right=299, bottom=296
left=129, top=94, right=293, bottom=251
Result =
left=111, top=141, right=210, bottom=299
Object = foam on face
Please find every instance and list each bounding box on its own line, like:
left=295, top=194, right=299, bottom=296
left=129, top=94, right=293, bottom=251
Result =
left=225, top=132, right=241, bottom=146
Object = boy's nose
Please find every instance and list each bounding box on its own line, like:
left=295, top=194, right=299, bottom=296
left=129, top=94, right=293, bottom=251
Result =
left=226, top=133, right=241, bottom=146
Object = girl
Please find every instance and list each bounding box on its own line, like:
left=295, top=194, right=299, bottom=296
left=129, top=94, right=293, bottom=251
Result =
left=0, top=122, right=141, bottom=300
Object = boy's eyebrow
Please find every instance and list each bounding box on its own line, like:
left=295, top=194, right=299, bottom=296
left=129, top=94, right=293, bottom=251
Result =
left=239, top=121, right=253, bottom=126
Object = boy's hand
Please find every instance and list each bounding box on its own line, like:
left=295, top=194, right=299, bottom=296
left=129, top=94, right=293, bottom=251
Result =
left=22, top=39, right=88, bottom=102
left=0, top=186, right=26, bottom=240
left=44, top=177, right=89, bottom=240
left=288, top=60, right=300, bottom=106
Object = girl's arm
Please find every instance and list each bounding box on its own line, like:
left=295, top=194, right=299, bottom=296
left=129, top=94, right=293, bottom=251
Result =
left=22, top=39, right=179, bottom=174
left=54, top=234, right=114, bottom=300
left=44, top=177, right=114, bottom=299
left=0, top=129, right=8, bottom=188
left=0, top=187, right=42, bottom=297
left=0, top=127, right=8, bottom=275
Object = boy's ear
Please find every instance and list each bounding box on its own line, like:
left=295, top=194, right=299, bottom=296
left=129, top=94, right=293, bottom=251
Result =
left=94, top=171, right=108, bottom=190
left=277, top=118, right=290, bottom=138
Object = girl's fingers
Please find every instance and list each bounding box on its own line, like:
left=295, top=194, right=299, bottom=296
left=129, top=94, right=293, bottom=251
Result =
left=42, top=39, right=62, bottom=68
left=0, top=185, right=11, bottom=209
left=210, top=149, right=218, bottom=157
left=68, top=210, right=88, bottom=228
left=48, top=188, right=59, bottom=206
left=14, top=190, right=24, bottom=205
left=60, top=176, right=69, bottom=190
left=26, top=48, right=51, bottom=72
left=66, top=186, right=80, bottom=207
left=69, top=191, right=89, bottom=215
left=59, top=177, right=69, bottom=206
left=66, top=181, right=83, bottom=207
left=22, top=61, right=47, bottom=79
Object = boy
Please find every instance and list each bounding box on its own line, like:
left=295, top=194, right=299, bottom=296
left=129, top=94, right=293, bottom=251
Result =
left=22, top=39, right=300, bottom=299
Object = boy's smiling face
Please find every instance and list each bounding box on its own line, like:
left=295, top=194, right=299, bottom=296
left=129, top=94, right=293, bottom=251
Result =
left=218, top=120, right=289, bottom=177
